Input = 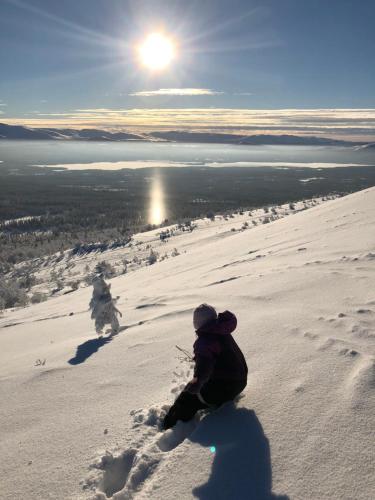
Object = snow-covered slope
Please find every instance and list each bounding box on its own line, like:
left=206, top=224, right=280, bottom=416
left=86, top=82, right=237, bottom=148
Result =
left=1, top=188, right=374, bottom=500
left=8, top=196, right=332, bottom=300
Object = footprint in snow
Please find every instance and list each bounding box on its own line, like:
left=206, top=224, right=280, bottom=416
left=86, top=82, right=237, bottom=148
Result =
left=83, top=362, right=196, bottom=498
left=86, top=409, right=199, bottom=499
left=96, top=449, right=138, bottom=498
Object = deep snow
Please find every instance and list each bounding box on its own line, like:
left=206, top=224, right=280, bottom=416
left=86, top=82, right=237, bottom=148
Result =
left=0, top=188, right=374, bottom=499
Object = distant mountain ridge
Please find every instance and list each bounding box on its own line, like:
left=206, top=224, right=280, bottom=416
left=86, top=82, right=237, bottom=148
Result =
left=0, top=122, right=368, bottom=147
left=0, top=123, right=147, bottom=142
left=150, top=130, right=359, bottom=146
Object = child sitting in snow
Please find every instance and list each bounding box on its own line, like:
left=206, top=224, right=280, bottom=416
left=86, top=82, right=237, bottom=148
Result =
left=89, top=276, right=122, bottom=336
left=163, top=304, right=248, bottom=430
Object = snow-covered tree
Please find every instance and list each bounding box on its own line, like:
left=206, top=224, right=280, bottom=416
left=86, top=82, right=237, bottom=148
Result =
left=148, top=249, right=158, bottom=265
left=89, top=276, right=122, bottom=336
left=95, top=260, right=115, bottom=279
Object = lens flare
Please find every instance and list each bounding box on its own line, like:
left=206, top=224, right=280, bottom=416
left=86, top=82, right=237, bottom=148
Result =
left=138, top=33, right=175, bottom=70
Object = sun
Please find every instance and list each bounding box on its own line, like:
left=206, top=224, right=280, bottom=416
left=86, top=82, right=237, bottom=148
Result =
left=138, top=33, right=175, bottom=71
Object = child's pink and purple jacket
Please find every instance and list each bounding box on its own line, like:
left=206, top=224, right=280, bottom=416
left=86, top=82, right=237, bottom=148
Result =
left=187, top=310, right=248, bottom=394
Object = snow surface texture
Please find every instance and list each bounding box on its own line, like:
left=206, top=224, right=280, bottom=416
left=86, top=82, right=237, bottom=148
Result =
left=0, top=188, right=374, bottom=499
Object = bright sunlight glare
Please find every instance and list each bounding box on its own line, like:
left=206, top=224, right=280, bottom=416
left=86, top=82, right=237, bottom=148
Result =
left=138, top=33, right=175, bottom=70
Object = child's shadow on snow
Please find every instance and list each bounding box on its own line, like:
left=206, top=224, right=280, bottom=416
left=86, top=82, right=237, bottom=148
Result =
left=189, top=405, right=289, bottom=500
left=68, top=336, right=114, bottom=365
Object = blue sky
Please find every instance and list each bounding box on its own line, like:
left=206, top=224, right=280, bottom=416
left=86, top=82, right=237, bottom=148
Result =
left=0, top=0, right=374, bottom=139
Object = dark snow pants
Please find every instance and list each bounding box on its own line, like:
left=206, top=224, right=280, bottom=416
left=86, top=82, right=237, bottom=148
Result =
left=162, top=379, right=247, bottom=430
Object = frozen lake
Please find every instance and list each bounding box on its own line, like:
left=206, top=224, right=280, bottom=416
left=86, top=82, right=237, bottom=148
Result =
left=1, top=140, right=375, bottom=169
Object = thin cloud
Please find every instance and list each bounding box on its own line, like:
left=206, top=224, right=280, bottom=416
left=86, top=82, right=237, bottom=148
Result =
left=4, top=108, right=375, bottom=141
left=129, top=88, right=224, bottom=97
left=74, top=108, right=126, bottom=113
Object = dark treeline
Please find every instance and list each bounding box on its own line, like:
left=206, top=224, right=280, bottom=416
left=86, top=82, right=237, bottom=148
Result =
left=1, top=164, right=375, bottom=270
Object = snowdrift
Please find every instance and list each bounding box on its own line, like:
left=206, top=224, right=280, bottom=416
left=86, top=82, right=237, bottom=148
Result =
left=0, top=188, right=374, bottom=500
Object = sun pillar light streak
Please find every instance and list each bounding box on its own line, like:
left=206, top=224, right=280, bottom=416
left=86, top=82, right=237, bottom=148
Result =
left=149, top=174, right=166, bottom=225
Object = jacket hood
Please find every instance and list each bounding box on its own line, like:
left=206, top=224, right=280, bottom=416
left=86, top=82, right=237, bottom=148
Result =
left=196, top=310, right=237, bottom=336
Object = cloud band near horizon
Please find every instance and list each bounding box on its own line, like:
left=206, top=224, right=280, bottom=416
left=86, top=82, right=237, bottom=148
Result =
left=3, top=108, right=375, bottom=141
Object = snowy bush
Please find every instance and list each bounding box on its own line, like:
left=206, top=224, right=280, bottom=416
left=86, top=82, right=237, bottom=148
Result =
left=185, top=220, right=195, bottom=231
left=0, top=281, right=29, bottom=309
left=50, top=270, right=58, bottom=281
left=171, top=248, right=180, bottom=257
left=56, top=278, right=64, bottom=290
left=50, top=270, right=64, bottom=289
left=159, top=231, right=169, bottom=242
left=18, top=274, right=37, bottom=290
left=147, top=249, right=159, bottom=265
left=31, top=292, right=47, bottom=304
left=69, top=281, right=80, bottom=291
